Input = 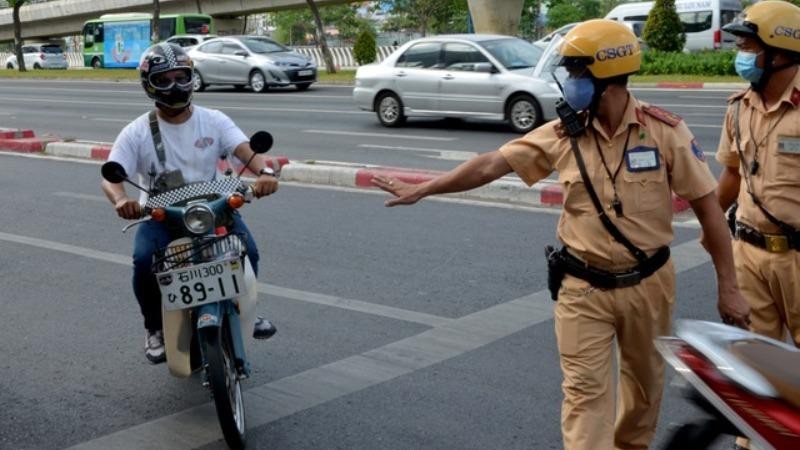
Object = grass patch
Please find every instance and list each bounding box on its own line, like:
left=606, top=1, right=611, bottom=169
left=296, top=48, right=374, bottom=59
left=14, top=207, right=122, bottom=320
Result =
left=630, top=74, right=744, bottom=83
left=0, top=68, right=742, bottom=85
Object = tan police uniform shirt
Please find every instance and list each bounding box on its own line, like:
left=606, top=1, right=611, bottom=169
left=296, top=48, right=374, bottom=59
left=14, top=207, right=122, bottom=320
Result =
left=716, top=68, right=800, bottom=234
left=500, top=94, right=717, bottom=269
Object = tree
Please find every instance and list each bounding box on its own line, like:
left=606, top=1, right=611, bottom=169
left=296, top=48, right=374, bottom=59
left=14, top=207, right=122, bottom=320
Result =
left=353, top=28, right=376, bottom=65
left=545, top=0, right=601, bottom=30
left=380, top=0, right=468, bottom=36
left=642, top=0, right=685, bottom=52
left=8, top=0, right=25, bottom=71
left=151, top=0, right=160, bottom=44
left=307, top=0, right=337, bottom=74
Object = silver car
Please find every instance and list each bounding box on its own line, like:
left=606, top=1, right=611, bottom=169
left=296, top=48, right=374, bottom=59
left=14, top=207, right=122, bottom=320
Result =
left=5, top=43, right=68, bottom=70
left=353, top=34, right=561, bottom=133
left=188, top=36, right=317, bottom=93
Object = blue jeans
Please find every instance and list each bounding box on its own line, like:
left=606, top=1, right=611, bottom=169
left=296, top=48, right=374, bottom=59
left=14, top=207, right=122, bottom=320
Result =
left=132, top=213, right=259, bottom=331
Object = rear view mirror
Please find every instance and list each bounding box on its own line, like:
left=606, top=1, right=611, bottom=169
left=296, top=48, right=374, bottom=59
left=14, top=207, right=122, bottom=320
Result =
left=249, top=131, right=273, bottom=154
left=101, top=161, right=128, bottom=183
left=234, top=51, right=248, bottom=58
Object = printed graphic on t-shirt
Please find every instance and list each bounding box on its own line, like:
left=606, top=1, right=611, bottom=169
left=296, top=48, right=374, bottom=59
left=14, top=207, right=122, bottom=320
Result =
left=195, top=137, right=215, bottom=149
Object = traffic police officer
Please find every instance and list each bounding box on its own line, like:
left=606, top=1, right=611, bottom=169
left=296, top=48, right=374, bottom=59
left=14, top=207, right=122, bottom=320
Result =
left=372, top=20, right=750, bottom=450
left=714, top=2, right=800, bottom=449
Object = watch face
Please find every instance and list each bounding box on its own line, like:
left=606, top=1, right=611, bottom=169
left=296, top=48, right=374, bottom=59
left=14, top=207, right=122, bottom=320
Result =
left=260, top=167, right=275, bottom=176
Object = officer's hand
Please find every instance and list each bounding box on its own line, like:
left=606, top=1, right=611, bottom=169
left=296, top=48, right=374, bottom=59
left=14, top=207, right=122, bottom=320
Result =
left=115, top=198, right=142, bottom=220
left=718, top=288, right=751, bottom=329
left=371, top=175, right=423, bottom=207
left=253, top=174, right=278, bottom=198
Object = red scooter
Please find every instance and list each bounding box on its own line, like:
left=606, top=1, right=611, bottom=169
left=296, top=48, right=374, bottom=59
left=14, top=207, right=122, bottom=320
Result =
left=657, top=320, right=800, bottom=450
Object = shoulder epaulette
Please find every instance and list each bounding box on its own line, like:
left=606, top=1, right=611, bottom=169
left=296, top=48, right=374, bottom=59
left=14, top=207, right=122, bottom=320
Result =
left=642, top=105, right=682, bottom=127
left=727, top=89, right=748, bottom=104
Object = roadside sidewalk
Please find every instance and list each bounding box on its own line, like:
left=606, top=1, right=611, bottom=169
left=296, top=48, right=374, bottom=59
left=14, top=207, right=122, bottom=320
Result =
left=0, top=129, right=693, bottom=213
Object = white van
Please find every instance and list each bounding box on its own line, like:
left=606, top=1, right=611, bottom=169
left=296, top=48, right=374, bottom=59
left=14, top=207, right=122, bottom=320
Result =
left=605, top=0, right=742, bottom=51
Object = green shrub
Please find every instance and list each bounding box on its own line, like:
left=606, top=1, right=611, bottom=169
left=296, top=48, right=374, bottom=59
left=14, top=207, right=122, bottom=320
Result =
left=643, top=0, right=686, bottom=52
left=640, top=50, right=736, bottom=75
left=353, top=29, right=376, bottom=66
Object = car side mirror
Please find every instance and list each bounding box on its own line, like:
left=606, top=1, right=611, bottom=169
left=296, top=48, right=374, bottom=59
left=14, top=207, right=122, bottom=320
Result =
left=474, top=63, right=495, bottom=74
left=234, top=51, right=248, bottom=58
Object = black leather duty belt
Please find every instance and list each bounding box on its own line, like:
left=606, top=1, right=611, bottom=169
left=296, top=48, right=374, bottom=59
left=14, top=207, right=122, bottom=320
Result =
left=560, top=246, right=671, bottom=290
left=735, top=221, right=800, bottom=253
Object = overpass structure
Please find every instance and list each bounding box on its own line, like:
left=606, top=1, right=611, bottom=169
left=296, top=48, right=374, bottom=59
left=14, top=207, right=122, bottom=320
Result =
left=0, top=0, right=524, bottom=43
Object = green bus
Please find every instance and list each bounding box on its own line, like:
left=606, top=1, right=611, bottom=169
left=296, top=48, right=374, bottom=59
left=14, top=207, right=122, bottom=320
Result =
left=82, top=13, right=215, bottom=69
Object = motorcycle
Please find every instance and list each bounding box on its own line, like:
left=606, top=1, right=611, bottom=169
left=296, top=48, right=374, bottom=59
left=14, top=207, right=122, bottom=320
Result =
left=101, top=131, right=276, bottom=450
left=656, top=320, right=800, bottom=450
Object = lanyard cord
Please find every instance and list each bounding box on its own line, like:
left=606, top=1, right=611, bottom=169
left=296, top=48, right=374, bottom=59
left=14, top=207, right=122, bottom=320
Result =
left=594, top=126, right=633, bottom=217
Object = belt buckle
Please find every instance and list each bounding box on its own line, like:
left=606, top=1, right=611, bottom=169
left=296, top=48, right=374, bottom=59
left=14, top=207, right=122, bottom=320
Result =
left=764, top=234, right=790, bottom=253
left=615, top=271, right=641, bottom=288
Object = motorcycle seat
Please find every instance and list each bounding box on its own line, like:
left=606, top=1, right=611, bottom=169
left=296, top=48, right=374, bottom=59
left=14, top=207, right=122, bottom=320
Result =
left=730, top=340, right=800, bottom=409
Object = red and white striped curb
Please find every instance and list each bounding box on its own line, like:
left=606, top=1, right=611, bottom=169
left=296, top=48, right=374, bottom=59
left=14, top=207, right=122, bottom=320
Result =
left=0, top=128, right=56, bottom=153
left=0, top=132, right=690, bottom=212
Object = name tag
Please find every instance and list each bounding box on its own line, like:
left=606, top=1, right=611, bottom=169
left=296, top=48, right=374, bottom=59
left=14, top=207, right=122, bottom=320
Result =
left=626, top=146, right=660, bottom=172
left=778, top=136, right=800, bottom=154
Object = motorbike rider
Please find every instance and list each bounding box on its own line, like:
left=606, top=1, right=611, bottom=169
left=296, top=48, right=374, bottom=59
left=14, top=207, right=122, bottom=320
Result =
left=101, top=43, right=278, bottom=364
left=713, top=2, right=800, bottom=449
left=372, top=20, right=750, bottom=450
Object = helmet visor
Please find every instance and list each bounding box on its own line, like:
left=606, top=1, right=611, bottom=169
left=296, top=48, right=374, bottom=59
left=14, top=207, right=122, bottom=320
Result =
left=149, top=68, right=193, bottom=91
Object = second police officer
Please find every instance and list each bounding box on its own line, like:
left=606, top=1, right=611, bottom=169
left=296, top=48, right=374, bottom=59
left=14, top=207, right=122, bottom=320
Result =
left=372, top=19, right=750, bottom=450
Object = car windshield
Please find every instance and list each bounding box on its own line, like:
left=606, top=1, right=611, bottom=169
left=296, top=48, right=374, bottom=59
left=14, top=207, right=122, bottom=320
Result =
left=480, top=38, right=542, bottom=70
left=240, top=37, right=289, bottom=54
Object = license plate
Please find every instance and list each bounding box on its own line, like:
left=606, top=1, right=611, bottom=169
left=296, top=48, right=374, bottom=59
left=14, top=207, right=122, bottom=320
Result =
left=158, top=258, right=246, bottom=311
left=298, top=70, right=313, bottom=76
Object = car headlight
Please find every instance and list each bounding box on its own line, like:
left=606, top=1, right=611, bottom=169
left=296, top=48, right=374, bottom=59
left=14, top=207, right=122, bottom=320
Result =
left=183, top=204, right=215, bottom=235
left=273, top=61, right=290, bottom=67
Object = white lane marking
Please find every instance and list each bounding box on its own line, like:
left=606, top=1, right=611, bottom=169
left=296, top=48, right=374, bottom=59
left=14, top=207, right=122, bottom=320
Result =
left=358, top=144, right=478, bottom=161
left=305, top=129, right=455, bottom=141
left=684, top=124, right=722, bottom=129
left=0, top=85, right=352, bottom=100
left=0, top=230, right=449, bottom=327
left=0, top=96, right=367, bottom=116
left=67, top=238, right=712, bottom=450
left=91, top=118, right=133, bottom=123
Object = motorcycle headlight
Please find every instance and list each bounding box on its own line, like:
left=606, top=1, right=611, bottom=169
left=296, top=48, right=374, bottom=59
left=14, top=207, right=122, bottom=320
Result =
left=183, top=204, right=215, bottom=235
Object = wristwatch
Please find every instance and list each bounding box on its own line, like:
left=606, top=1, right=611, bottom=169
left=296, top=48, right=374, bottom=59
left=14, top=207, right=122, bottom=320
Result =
left=259, top=166, right=276, bottom=177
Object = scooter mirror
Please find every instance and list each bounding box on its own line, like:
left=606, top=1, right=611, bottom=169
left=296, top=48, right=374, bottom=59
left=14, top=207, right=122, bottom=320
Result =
left=249, top=131, right=272, bottom=154
left=102, top=161, right=128, bottom=184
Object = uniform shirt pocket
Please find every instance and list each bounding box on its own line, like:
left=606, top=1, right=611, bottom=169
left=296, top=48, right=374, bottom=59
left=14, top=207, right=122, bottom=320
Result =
left=774, top=135, right=800, bottom=184
left=561, top=171, right=595, bottom=216
left=621, top=164, right=667, bottom=214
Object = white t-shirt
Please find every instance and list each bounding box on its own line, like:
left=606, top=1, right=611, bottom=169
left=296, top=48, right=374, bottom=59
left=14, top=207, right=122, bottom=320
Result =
left=108, top=105, right=248, bottom=203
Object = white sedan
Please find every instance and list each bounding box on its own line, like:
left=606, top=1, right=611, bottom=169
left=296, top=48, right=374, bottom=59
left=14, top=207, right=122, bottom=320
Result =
left=353, top=34, right=562, bottom=133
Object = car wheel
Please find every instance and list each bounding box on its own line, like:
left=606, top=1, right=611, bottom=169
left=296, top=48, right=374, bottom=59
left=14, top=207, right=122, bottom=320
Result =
left=33, top=63, right=42, bottom=70
left=5, top=63, right=13, bottom=69
left=91, top=57, right=101, bottom=69
left=193, top=70, right=206, bottom=92
left=249, top=70, right=268, bottom=93
left=506, top=94, right=541, bottom=134
left=295, top=82, right=312, bottom=91
left=375, top=92, right=405, bottom=127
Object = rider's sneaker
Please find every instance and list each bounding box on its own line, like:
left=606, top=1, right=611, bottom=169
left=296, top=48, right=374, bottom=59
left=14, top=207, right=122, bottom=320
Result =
left=145, top=329, right=167, bottom=364
left=253, top=316, right=277, bottom=340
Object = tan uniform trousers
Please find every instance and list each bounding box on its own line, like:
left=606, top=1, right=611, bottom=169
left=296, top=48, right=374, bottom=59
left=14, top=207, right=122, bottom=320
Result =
left=734, top=240, right=800, bottom=450
left=555, top=260, right=675, bottom=450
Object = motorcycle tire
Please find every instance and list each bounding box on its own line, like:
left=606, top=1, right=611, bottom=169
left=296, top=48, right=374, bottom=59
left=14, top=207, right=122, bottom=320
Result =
left=201, top=321, right=247, bottom=450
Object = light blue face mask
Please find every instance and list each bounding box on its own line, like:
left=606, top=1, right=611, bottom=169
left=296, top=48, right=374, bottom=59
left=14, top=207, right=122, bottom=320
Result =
left=563, top=77, right=595, bottom=111
left=735, top=51, right=764, bottom=83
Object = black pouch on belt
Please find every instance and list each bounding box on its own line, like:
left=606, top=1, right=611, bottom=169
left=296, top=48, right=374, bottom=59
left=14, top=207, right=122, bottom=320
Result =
left=726, top=203, right=738, bottom=237
left=544, top=245, right=566, bottom=301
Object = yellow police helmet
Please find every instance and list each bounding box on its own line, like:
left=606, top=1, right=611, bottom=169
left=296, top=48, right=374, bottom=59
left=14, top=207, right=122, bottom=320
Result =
left=558, top=19, right=641, bottom=79
left=723, top=0, right=800, bottom=53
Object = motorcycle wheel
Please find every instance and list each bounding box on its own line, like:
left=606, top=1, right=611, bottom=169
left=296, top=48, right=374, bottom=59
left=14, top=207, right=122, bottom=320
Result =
left=201, top=321, right=246, bottom=450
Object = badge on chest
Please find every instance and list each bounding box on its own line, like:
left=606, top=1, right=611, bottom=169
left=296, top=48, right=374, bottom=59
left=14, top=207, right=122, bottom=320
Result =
left=625, top=146, right=660, bottom=172
left=778, top=135, right=800, bottom=155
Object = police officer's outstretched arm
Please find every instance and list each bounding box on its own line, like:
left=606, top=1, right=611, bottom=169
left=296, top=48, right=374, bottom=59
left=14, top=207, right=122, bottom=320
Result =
left=371, top=150, right=514, bottom=206
left=691, top=192, right=751, bottom=328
